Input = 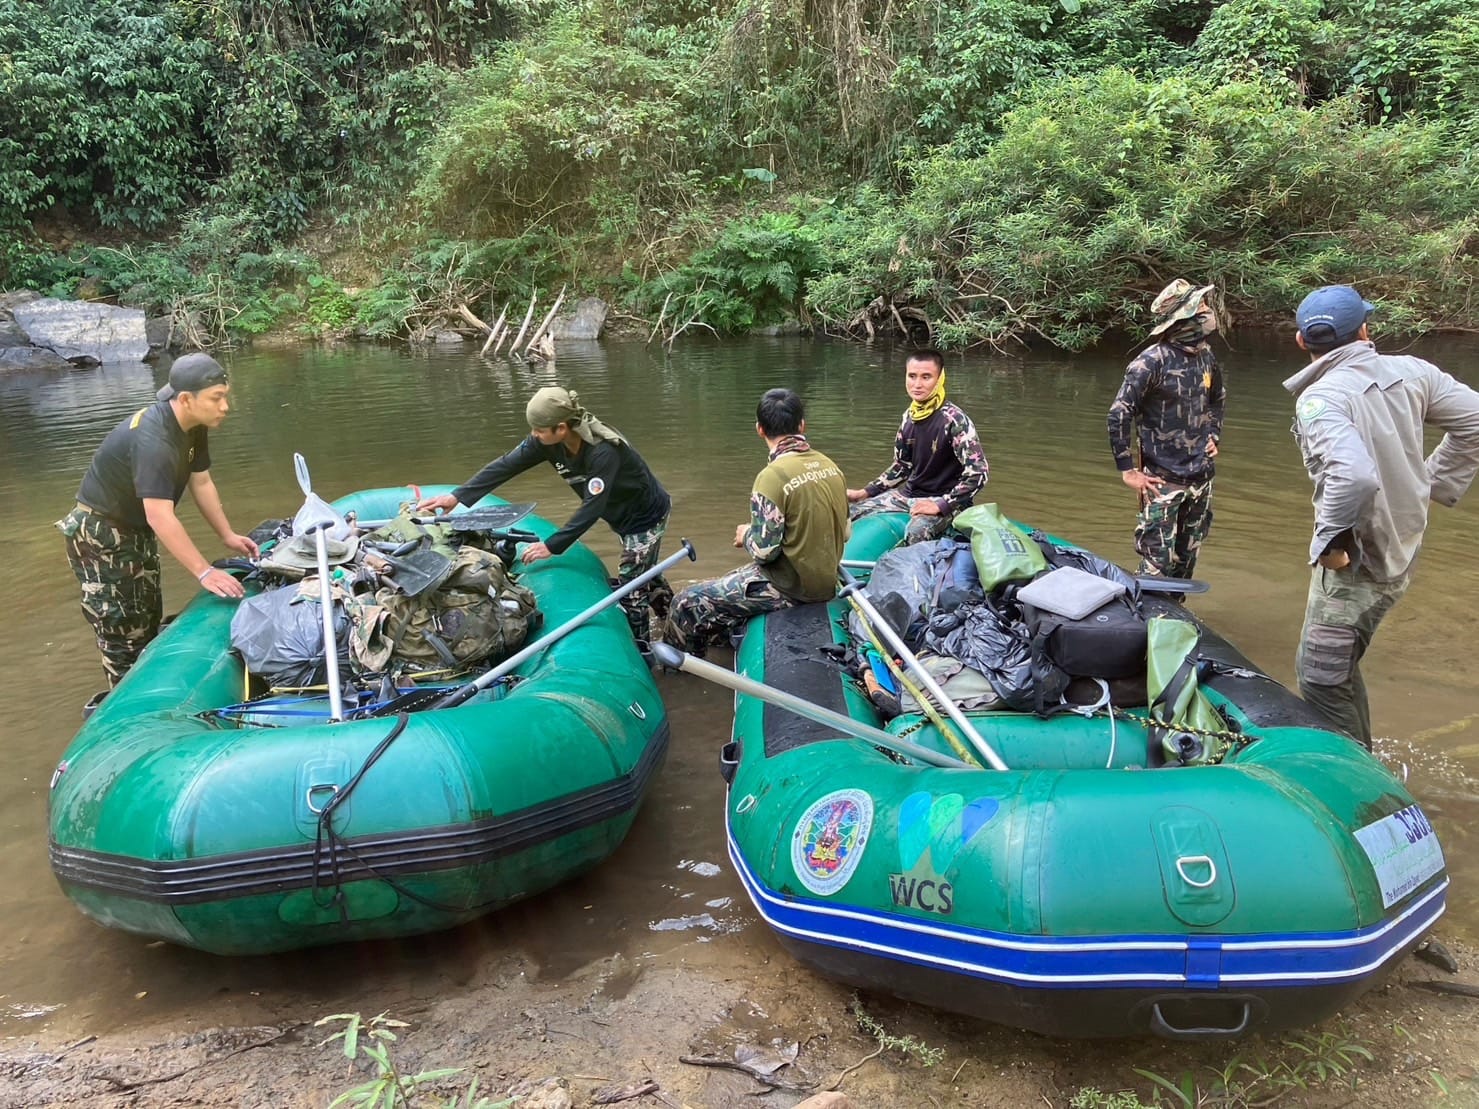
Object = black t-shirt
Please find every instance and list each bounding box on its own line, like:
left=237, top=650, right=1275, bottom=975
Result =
left=451, top=434, right=670, bottom=554
left=76, top=401, right=211, bottom=530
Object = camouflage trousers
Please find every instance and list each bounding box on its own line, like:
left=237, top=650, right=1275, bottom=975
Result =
left=1296, top=563, right=1411, bottom=750
left=617, top=515, right=673, bottom=641
left=56, top=506, right=163, bottom=687
left=1134, top=478, right=1213, bottom=579
left=849, top=488, right=953, bottom=545
left=662, top=563, right=793, bottom=656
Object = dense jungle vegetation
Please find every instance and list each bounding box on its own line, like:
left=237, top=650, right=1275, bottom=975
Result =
left=2, top=0, right=1477, bottom=349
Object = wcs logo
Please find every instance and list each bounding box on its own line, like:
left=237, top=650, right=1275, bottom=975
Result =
left=889, top=792, right=997, bottom=916
left=888, top=873, right=953, bottom=914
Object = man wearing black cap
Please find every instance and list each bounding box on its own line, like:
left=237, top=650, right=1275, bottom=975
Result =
left=56, top=353, right=259, bottom=688
left=1286, top=284, right=1479, bottom=747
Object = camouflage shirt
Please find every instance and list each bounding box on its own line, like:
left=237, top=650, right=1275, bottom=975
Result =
left=863, top=402, right=988, bottom=514
left=1108, top=340, right=1225, bottom=483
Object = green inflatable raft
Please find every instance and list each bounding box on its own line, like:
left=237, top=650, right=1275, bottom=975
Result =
left=48, top=488, right=670, bottom=955
left=720, top=512, right=1447, bottom=1039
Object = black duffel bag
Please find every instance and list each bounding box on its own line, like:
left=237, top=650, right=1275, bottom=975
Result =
left=1025, top=594, right=1147, bottom=680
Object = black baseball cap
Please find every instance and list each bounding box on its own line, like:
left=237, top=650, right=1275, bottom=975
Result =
left=157, top=353, right=230, bottom=402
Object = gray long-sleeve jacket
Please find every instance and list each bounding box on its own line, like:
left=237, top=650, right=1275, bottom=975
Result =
left=1282, top=341, right=1479, bottom=581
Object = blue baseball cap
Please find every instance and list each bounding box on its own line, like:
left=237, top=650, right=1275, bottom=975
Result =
left=1295, top=286, right=1374, bottom=347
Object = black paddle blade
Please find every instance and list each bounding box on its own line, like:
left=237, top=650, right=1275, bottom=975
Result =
left=1133, top=576, right=1210, bottom=596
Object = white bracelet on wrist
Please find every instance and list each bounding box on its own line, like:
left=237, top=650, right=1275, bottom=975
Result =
left=197, top=566, right=213, bottom=582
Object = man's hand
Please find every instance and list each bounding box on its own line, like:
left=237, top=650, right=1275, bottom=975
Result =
left=198, top=567, right=245, bottom=599
left=223, top=532, right=260, bottom=559
left=845, top=488, right=870, bottom=504
left=1317, top=550, right=1351, bottom=570
left=415, top=493, right=460, bottom=515
left=909, top=499, right=942, bottom=517
left=520, top=541, right=554, bottom=565
left=734, top=523, right=749, bottom=548
left=1205, top=439, right=1219, bottom=458
left=1122, top=469, right=1165, bottom=495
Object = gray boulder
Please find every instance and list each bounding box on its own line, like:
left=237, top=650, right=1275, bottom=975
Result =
left=549, top=296, right=608, bottom=340
left=9, top=297, right=149, bottom=363
left=0, top=346, right=73, bottom=370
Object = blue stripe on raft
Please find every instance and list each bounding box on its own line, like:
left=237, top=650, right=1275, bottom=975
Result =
left=726, top=813, right=1445, bottom=990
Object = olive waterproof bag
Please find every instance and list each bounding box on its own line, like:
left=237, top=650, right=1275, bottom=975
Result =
left=952, top=504, right=1049, bottom=592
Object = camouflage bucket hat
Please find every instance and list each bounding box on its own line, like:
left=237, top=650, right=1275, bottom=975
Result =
left=1149, top=280, right=1215, bottom=336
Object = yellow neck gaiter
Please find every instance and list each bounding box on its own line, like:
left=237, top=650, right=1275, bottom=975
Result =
left=908, top=369, right=948, bottom=422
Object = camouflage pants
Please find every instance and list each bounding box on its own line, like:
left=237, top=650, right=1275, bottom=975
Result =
left=662, top=563, right=793, bottom=656
left=56, top=506, right=163, bottom=687
left=617, top=515, right=673, bottom=641
left=1135, top=479, right=1213, bottom=579
left=1296, top=563, right=1411, bottom=750
left=849, top=488, right=953, bottom=544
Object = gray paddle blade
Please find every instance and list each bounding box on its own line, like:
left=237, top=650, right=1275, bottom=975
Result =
left=413, top=502, right=537, bottom=532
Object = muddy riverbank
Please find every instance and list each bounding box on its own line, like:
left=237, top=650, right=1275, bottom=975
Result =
left=4, top=934, right=1477, bottom=1108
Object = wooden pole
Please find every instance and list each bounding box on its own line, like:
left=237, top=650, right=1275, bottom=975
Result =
left=506, top=292, right=538, bottom=357
left=480, top=301, right=510, bottom=356
left=523, top=285, right=567, bottom=353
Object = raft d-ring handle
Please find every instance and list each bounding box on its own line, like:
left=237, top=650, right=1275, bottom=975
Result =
left=306, top=784, right=340, bottom=814
left=629, top=701, right=647, bottom=720
left=1176, top=854, right=1217, bottom=888
left=735, top=793, right=757, bottom=815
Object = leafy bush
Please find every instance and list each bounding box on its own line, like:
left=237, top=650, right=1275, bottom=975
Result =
left=637, top=209, right=825, bottom=332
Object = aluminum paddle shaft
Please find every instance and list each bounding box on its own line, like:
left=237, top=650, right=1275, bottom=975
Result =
left=292, top=453, right=345, bottom=722
left=650, top=643, right=970, bottom=770
left=432, top=539, right=698, bottom=710
left=838, top=568, right=1009, bottom=771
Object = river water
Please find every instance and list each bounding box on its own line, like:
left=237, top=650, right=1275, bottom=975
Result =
left=2, top=334, right=1475, bottom=1037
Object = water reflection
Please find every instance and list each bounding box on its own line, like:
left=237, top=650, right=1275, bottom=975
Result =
left=2, top=333, right=1475, bottom=1037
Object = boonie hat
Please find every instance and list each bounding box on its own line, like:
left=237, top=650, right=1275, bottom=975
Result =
left=1295, top=285, right=1374, bottom=347
left=258, top=532, right=360, bottom=575
left=1149, top=280, right=1216, bottom=336
left=157, top=352, right=230, bottom=402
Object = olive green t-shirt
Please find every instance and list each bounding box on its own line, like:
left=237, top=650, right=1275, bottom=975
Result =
left=752, top=447, right=847, bottom=602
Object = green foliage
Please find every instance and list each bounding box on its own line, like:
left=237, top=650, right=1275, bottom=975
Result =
left=851, top=995, right=945, bottom=1068
left=1193, top=0, right=1324, bottom=90
left=637, top=209, right=824, bottom=332
left=806, top=68, right=1479, bottom=349
left=317, top=1011, right=515, bottom=1108
left=1128, top=1027, right=1374, bottom=1107
left=0, top=0, right=211, bottom=230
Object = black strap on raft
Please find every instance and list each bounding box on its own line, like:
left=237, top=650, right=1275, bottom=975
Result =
left=312, top=711, right=411, bottom=921
left=309, top=702, right=539, bottom=920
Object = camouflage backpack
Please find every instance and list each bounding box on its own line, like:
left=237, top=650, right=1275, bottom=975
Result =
left=348, top=546, right=539, bottom=673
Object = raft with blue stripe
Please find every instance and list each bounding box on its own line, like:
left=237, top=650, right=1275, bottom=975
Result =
left=47, top=487, right=669, bottom=955
left=721, top=513, right=1446, bottom=1038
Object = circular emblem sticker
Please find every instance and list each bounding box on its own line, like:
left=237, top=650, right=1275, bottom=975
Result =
left=791, top=789, right=873, bottom=895
left=587, top=476, right=606, bottom=495
left=1298, top=396, right=1327, bottom=423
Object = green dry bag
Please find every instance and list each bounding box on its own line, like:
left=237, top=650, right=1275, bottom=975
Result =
left=952, top=503, right=1049, bottom=592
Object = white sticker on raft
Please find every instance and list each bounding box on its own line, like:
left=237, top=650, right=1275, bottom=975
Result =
left=1354, top=804, right=1446, bottom=909
left=792, top=789, right=874, bottom=896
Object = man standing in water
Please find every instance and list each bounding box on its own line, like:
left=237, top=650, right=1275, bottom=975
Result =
left=56, top=353, right=259, bottom=690
left=662, top=388, right=847, bottom=655
left=1108, top=279, right=1226, bottom=579
left=1286, top=284, right=1479, bottom=748
left=418, top=385, right=673, bottom=641
left=846, top=348, right=988, bottom=544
